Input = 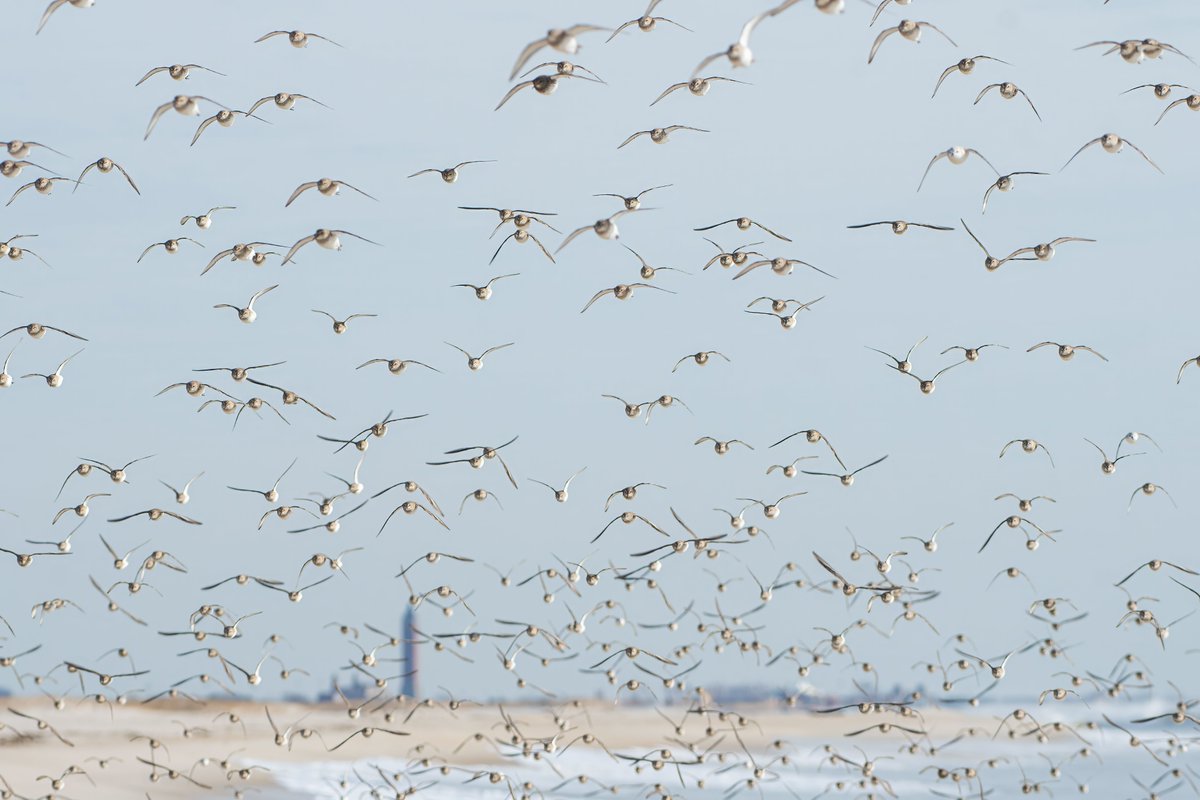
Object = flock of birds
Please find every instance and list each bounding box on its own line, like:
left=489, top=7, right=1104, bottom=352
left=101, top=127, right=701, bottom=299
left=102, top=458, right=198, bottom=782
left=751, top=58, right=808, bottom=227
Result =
left=4, top=0, right=1200, bottom=799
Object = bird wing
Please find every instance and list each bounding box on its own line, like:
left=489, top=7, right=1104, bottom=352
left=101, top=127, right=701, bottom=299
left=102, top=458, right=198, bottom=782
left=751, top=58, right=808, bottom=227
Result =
left=284, top=181, right=318, bottom=207
left=144, top=100, right=174, bottom=140
left=510, top=38, right=549, bottom=80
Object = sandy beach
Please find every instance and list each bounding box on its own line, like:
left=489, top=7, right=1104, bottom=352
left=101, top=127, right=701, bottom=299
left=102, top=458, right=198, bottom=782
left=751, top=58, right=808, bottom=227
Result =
left=0, top=697, right=984, bottom=797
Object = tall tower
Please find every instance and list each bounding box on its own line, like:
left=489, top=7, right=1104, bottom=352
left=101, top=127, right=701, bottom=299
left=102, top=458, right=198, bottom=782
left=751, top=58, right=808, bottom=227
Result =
left=401, top=606, right=418, bottom=698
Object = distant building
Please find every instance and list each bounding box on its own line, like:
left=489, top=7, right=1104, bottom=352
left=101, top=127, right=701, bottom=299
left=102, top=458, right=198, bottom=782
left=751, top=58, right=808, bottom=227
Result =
left=316, top=673, right=371, bottom=703
left=402, top=605, right=418, bottom=698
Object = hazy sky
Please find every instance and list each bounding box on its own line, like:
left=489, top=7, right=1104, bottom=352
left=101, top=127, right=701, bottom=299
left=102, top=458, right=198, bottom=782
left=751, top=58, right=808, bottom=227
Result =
left=2, top=0, right=1198, bottom=705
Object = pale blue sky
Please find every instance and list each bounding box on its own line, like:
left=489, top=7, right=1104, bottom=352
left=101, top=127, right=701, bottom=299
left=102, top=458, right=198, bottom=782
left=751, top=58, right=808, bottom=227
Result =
left=1, top=0, right=1198, bottom=705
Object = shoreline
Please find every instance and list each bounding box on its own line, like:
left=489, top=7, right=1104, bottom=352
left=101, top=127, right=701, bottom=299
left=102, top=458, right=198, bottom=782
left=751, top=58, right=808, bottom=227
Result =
left=0, top=697, right=985, bottom=798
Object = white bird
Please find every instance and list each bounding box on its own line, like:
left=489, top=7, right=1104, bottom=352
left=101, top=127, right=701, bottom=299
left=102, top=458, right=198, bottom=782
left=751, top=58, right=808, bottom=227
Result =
left=282, top=229, right=380, bottom=265
left=213, top=285, right=279, bottom=324
left=692, top=1, right=798, bottom=75
left=557, top=210, right=640, bottom=253
left=1061, top=133, right=1163, bottom=174
left=870, top=0, right=911, bottom=26
left=510, top=25, right=609, bottom=79
left=180, top=206, right=235, bottom=229
left=37, top=0, right=93, bottom=35
left=145, top=96, right=228, bottom=140
left=21, top=349, right=83, bottom=388
left=918, top=146, right=998, bottom=192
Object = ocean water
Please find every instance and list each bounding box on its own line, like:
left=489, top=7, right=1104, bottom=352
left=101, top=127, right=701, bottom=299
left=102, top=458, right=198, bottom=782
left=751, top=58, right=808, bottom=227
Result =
left=249, top=701, right=1195, bottom=800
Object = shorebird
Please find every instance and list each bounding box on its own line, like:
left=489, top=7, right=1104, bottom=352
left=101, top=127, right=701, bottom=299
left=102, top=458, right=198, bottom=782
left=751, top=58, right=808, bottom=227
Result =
left=999, top=439, right=1055, bottom=467
left=20, top=349, right=83, bottom=388
left=160, top=473, right=204, bottom=505
left=282, top=229, right=380, bottom=265
left=695, top=217, right=791, bottom=241
left=0, top=159, right=47, bottom=179
left=311, top=310, right=377, bottom=335
left=7, top=176, right=77, bottom=206
left=1155, top=92, right=1200, bottom=125
left=1124, top=82, right=1195, bottom=99
left=255, top=29, right=343, bottom=48
left=981, top=172, right=1048, bottom=213
left=201, top=241, right=286, bottom=274
left=37, top=0, right=93, bottom=34
left=180, top=206, right=235, bottom=229
left=1027, top=342, right=1108, bottom=362
left=931, top=55, right=1010, bottom=97
left=1127, top=483, right=1177, bottom=510
left=695, top=436, right=753, bottom=455
left=672, top=350, right=730, bottom=372
left=138, top=237, right=203, bottom=263
left=918, top=147, right=998, bottom=191
left=491, top=230, right=555, bottom=264
left=191, top=109, right=270, bottom=147
left=52, top=492, right=109, bottom=524
left=528, top=468, right=587, bottom=503
left=285, top=178, right=376, bottom=207
left=135, top=63, right=225, bottom=86
left=580, top=282, right=674, bottom=313
left=847, top=221, right=954, bottom=235
left=1008, top=237, right=1096, bottom=262
left=145, top=95, right=228, bottom=140
left=517, top=60, right=605, bottom=83
left=960, top=219, right=1035, bottom=271
left=941, top=343, right=1007, bottom=362
left=510, top=25, right=608, bottom=79
left=558, top=210, right=641, bottom=253
left=803, top=455, right=889, bottom=486
left=1061, top=133, right=1163, bottom=174
left=745, top=297, right=824, bottom=329
left=452, top=274, right=519, bottom=301
left=608, top=1, right=691, bottom=43
left=408, top=161, right=495, bottom=183
left=650, top=77, right=745, bottom=106
left=974, top=82, right=1042, bottom=120
left=356, top=357, right=440, bottom=375
left=495, top=72, right=600, bottom=110
left=249, top=92, right=330, bottom=115
left=1076, top=38, right=1193, bottom=64
left=733, top=255, right=834, bottom=280
left=213, top=285, right=279, bottom=324
left=617, top=125, right=708, bottom=149
left=1, top=322, right=87, bottom=342
left=869, top=20, right=956, bottom=64
left=74, top=157, right=140, bottom=194
left=691, top=2, right=797, bottom=75
left=866, top=337, right=926, bottom=374
left=0, top=344, right=16, bottom=388
left=594, top=185, right=671, bottom=212
left=195, top=362, right=284, bottom=384
left=445, top=342, right=514, bottom=371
